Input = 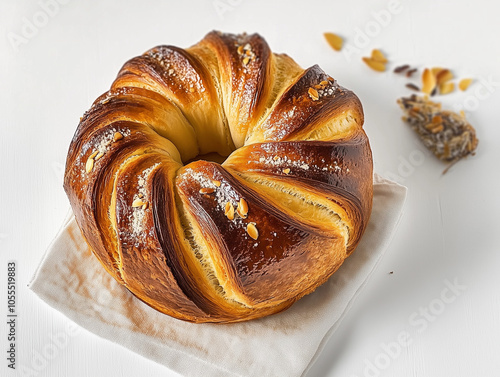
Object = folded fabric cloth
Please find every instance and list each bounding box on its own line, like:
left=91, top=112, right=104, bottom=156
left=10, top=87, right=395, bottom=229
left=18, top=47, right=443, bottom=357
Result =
left=30, top=174, right=406, bottom=377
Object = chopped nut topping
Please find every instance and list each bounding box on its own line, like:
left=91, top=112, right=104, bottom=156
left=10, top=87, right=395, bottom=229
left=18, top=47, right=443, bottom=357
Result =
left=212, top=180, right=221, bottom=187
left=85, top=158, right=94, bottom=173
left=283, top=168, right=291, bottom=174
left=132, top=198, right=146, bottom=208
left=95, top=151, right=104, bottom=161
left=142, top=202, right=149, bottom=210
left=236, top=198, right=248, bottom=218
left=113, top=132, right=123, bottom=141
left=199, top=187, right=215, bottom=194
left=225, top=202, right=235, bottom=220
left=308, top=87, right=319, bottom=101
left=86, top=151, right=99, bottom=172
left=242, top=57, right=250, bottom=65
left=323, top=32, right=343, bottom=51
left=458, top=78, right=473, bottom=91
left=246, top=223, right=259, bottom=240
left=237, top=45, right=244, bottom=55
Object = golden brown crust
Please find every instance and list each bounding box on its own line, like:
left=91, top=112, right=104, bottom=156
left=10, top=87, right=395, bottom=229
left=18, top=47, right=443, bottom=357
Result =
left=64, top=31, right=373, bottom=323
left=199, top=31, right=274, bottom=148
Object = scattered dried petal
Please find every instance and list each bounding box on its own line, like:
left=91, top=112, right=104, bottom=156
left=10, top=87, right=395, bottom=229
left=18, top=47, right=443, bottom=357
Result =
left=431, top=67, right=444, bottom=76
left=436, top=69, right=453, bottom=85
left=406, top=83, right=420, bottom=92
left=406, top=68, right=418, bottom=77
left=323, top=32, right=343, bottom=51
left=458, top=78, right=473, bottom=91
left=371, top=49, right=388, bottom=63
left=362, top=57, right=386, bottom=72
left=439, top=81, right=455, bottom=95
left=421, top=68, right=436, bottom=95
left=394, top=64, right=410, bottom=73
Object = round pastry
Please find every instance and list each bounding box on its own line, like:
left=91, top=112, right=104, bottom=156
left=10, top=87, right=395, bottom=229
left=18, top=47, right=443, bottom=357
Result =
left=64, top=31, right=373, bottom=323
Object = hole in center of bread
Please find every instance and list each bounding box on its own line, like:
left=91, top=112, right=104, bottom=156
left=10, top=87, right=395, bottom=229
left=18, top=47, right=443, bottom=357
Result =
left=184, top=152, right=229, bottom=165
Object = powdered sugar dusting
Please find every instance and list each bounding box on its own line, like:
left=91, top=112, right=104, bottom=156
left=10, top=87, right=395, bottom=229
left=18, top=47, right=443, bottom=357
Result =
left=98, top=127, right=131, bottom=154
left=146, top=48, right=206, bottom=93
left=254, top=152, right=350, bottom=174
left=257, top=155, right=311, bottom=171
left=131, top=163, right=160, bottom=236
left=183, top=168, right=247, bottom=231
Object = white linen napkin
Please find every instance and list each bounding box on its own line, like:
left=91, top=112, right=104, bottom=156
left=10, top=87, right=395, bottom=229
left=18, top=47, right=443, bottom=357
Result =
left=29, top=174, right=406, bottom=377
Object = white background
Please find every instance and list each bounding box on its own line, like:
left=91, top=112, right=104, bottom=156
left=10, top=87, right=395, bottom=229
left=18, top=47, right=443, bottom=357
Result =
left=1, top=0, right=499, bottom=376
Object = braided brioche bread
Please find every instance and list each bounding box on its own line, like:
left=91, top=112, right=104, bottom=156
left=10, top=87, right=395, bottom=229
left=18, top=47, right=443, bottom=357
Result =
left=64, top=31, right=373, bottom=323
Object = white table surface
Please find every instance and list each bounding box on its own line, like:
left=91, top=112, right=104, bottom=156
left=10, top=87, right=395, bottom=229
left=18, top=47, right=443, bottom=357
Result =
left=1, top=1, right=499, bottom=376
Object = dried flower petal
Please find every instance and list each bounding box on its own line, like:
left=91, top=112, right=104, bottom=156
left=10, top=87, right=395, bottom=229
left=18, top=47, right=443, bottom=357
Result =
left=439, top=81, right=455, bottom=95
left=421, top=68, right=436, bottom=95
left=362, top=57, right=386, bottom=72
left=371, top=49, right=388, bottom=63
left=323, top=32, right=343, bottom=51
left=436, top=69, right=454, bottom=85
left=458, top=78, right=473, bottom=91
